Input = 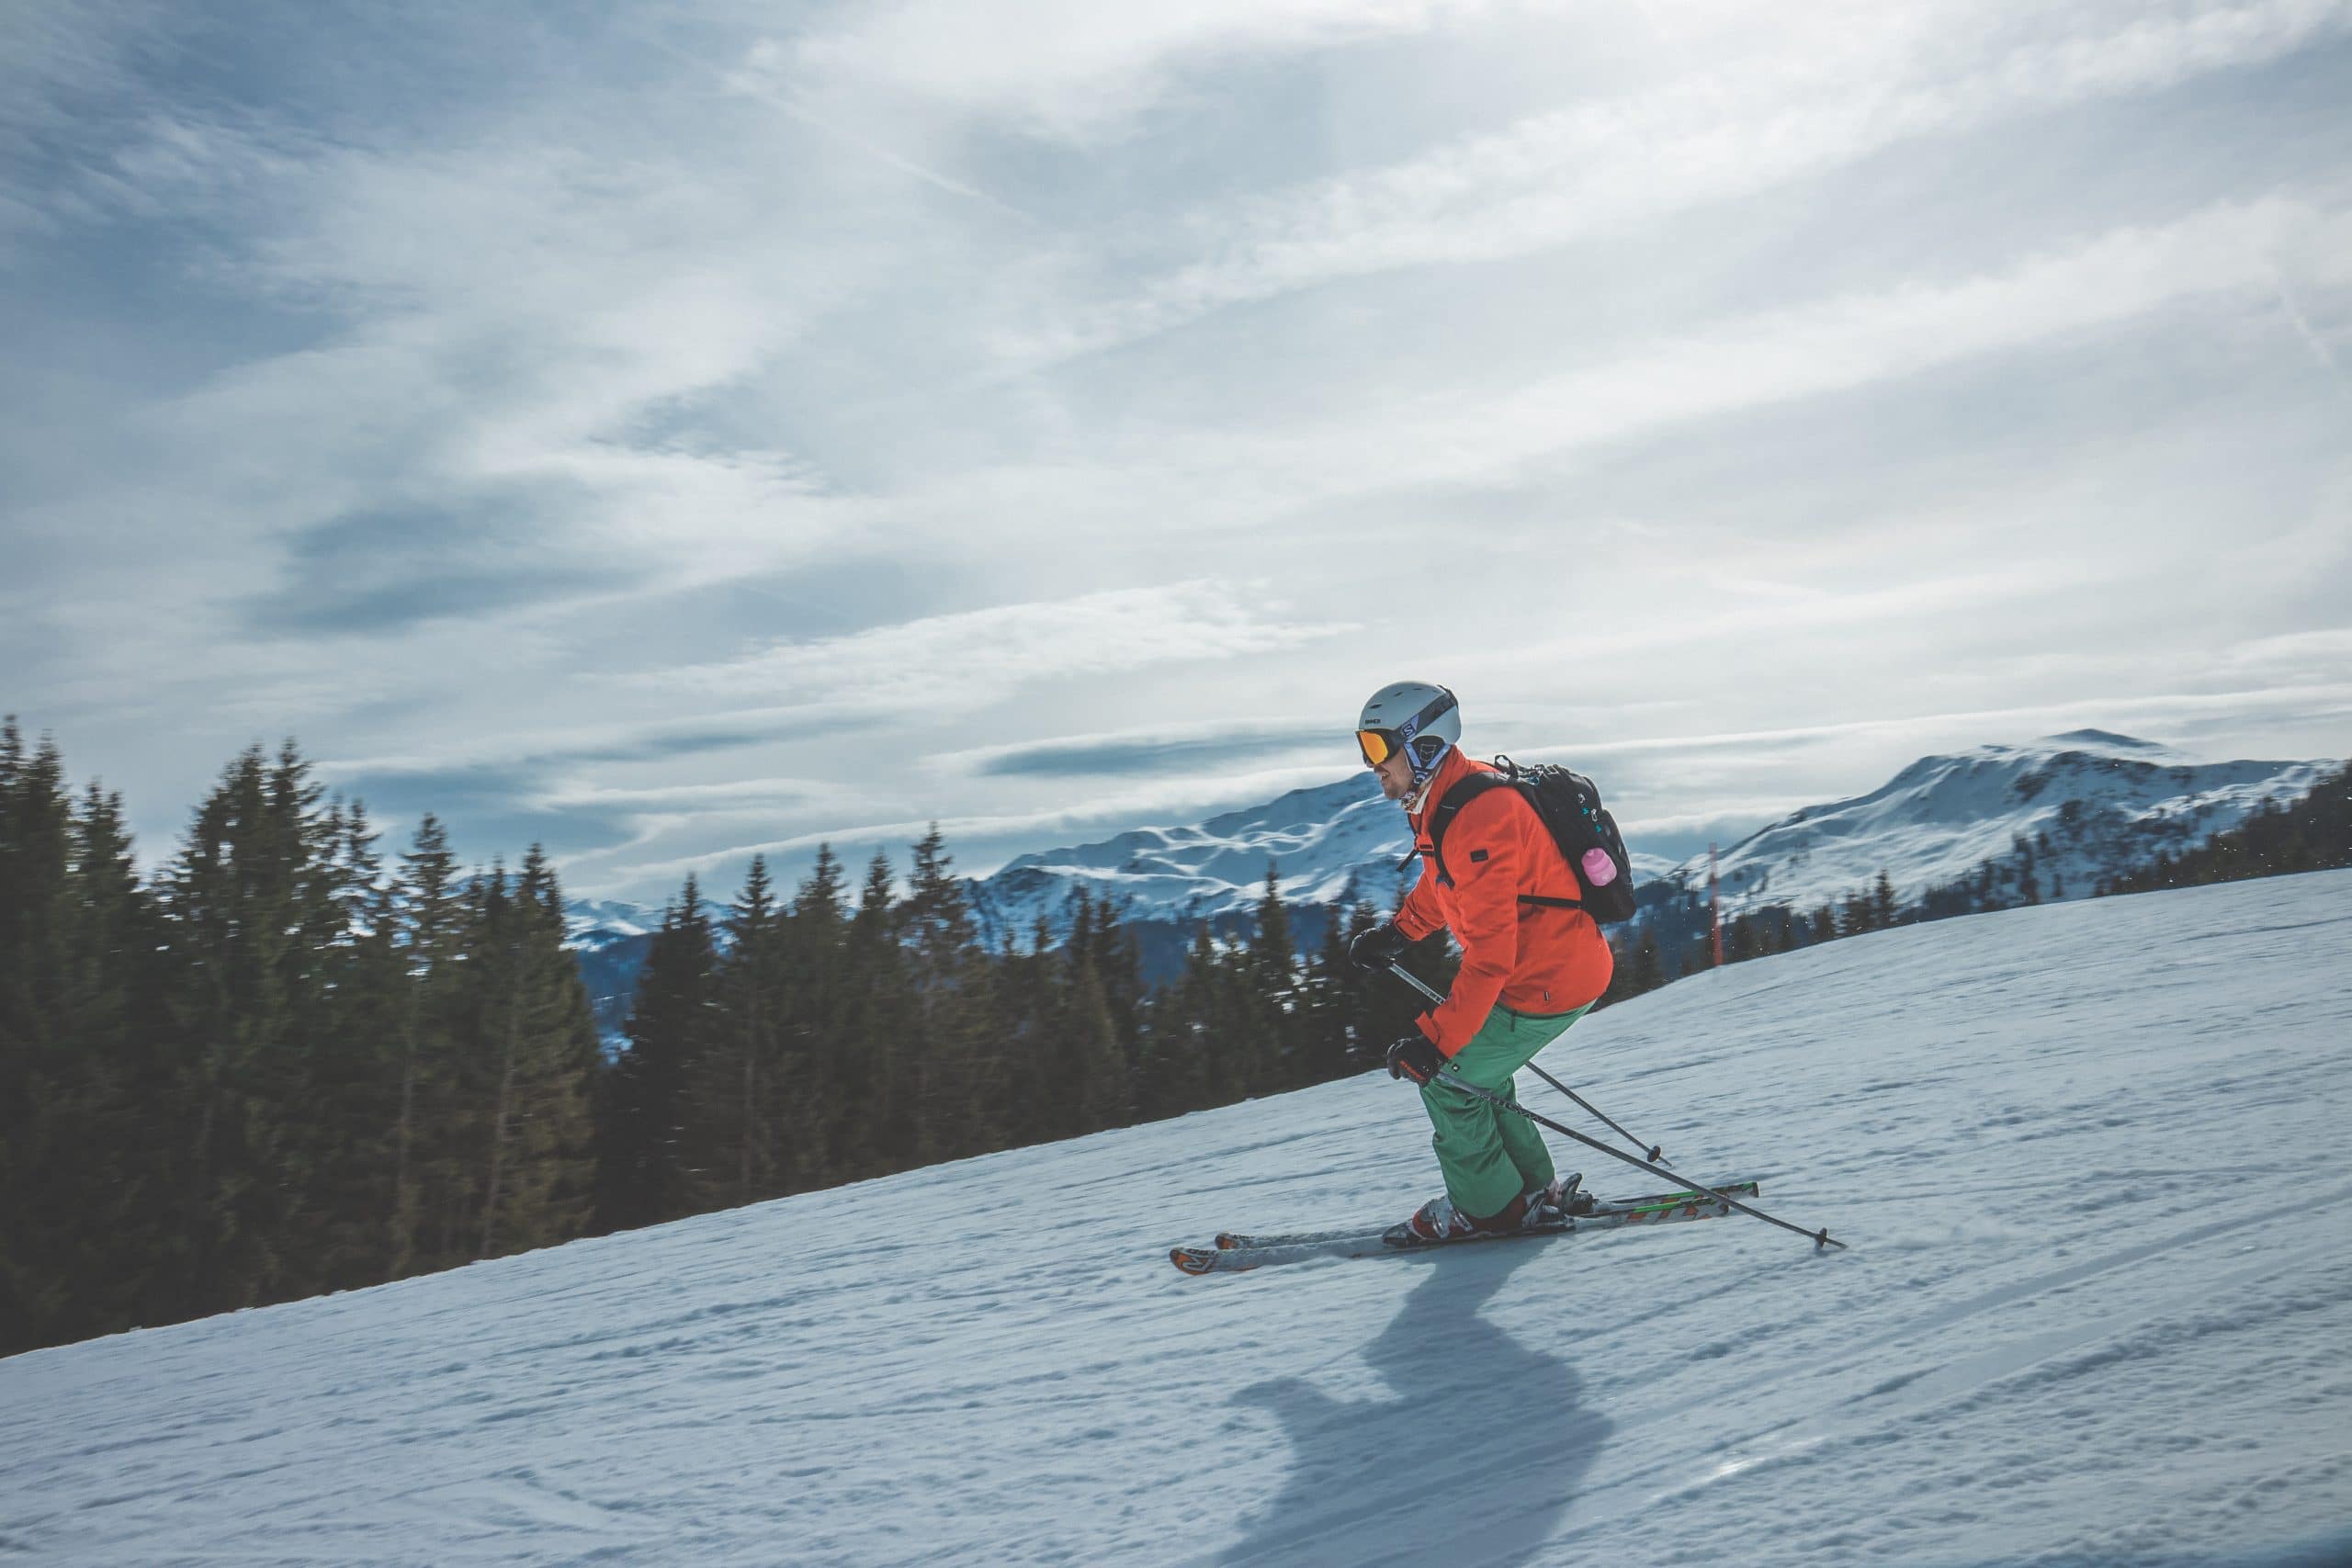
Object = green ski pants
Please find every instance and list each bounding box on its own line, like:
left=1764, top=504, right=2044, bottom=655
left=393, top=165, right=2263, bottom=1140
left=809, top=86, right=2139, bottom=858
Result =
left=1418, top=1002, right=1592, bottom=1221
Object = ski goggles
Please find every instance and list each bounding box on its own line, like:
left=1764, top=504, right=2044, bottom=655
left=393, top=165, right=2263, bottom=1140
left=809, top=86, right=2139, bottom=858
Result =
left=1355, top=688, right=1456, bottom=768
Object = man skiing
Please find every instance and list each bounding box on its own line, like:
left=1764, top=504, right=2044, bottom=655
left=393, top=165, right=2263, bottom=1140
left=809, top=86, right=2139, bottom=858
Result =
left=1347, top=682, right=1616, bottom=1243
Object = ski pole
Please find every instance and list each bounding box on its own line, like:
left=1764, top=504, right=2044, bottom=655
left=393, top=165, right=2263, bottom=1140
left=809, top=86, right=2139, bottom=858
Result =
left=1435, top=1067, right=1844, bottom=1251
left=1385, top=962, right=1669, bottom=1164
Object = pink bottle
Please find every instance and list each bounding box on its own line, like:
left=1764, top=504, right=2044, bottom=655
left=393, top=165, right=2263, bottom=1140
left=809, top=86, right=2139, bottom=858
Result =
left=1581, top=847, right=1618, bottom=886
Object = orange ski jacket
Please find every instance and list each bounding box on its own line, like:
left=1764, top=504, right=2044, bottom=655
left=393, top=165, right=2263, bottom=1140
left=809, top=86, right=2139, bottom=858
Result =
left=1393, top=748, right=1616, bottom=1055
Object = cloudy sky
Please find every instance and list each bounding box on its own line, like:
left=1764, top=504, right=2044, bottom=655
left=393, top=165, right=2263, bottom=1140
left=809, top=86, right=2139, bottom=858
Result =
left=5, top=0, right=2349, bottom=905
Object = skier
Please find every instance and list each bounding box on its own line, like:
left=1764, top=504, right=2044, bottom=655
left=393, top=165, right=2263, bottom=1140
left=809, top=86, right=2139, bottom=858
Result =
left=1348, top=682, right=1616, bottom=1243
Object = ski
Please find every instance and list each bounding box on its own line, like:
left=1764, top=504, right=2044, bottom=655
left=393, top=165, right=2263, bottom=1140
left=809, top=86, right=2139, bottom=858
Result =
left=1172, top=1179, right=1761, bottom=1276
left=1210, top=1179, right=1758, bottom=1249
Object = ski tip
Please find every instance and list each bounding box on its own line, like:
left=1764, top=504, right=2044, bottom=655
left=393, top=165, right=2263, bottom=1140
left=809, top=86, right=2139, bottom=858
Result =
left=1171, top=1246, right=1219, bottom=1275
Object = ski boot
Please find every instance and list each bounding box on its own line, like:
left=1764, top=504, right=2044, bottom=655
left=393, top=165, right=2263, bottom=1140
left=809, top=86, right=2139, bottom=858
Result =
left=1530, top=1172, right=1591, bottom=1223
left=1390, top=1195, right=1481, bottom=1246
left=1385, top=1187, right=1557, bottom=1248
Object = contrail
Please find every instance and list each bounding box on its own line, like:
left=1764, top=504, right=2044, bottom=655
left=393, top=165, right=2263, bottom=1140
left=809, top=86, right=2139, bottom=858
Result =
left=2273, top=268, right=2346, bottom=390
left=638, top=29, right=1037, bottom=224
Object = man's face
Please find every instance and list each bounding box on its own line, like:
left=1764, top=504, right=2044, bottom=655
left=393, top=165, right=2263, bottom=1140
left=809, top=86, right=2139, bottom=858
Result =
left=1372, top=749, right=1416, bottom=801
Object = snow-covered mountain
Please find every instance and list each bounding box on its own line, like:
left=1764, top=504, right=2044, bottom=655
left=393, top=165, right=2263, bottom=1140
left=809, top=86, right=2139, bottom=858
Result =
left=561, top=899, right=655, bottom=943
left=9, top=872, right=2350, bottom=1564
left=959, top=730, right=2330, bottom=944
left=1657, top=728, right=2333, bottom=918
left=563, top=901, right=660, bottom=1055
left=963, top=773, right=1414, bottom=950
left=560, top=729, right=2332, bottom=1024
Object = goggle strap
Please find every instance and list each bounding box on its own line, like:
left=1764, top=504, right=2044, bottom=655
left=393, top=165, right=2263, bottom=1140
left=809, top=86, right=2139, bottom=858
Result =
left=1359, top=688, right=1455, bottom=769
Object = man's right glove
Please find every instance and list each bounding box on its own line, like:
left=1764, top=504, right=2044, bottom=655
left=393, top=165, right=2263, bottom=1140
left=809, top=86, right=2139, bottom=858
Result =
left=1385, top=1033, right=1447, bottom=1085
left=1348, top=921, right=1411, bottom=976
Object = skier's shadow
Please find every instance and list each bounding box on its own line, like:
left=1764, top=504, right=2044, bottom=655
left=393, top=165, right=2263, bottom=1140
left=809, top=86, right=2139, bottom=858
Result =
left=1218, top=1245, right=1611, bottom=1567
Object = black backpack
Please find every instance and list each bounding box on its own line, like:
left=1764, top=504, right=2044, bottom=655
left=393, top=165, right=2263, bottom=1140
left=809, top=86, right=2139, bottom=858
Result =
left=1424, top=757, right=1639, bottom=924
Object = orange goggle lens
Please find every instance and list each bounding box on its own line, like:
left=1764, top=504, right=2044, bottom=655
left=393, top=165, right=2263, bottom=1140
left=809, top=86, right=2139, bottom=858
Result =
left=1356, top=728, right=1397, bottom=767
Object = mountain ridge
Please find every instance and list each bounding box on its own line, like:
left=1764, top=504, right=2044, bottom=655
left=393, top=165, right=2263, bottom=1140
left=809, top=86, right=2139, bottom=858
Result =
left=954, top=728, right=2330, bottom=943
left=563, top=728, right=2335, bottom=1041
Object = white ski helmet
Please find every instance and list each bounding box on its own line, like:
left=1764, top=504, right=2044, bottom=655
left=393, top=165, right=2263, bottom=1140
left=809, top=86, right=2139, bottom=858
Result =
left=1356, top=682, right=1460, bottom=785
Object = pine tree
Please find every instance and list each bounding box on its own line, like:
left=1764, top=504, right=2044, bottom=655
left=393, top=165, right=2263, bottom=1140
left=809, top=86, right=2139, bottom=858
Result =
left=782, top=845, right=848, bottom=1189
left=1069, top=943, right=1133, bottom=1133
left=1244, top=863, right=1297, bottom=1092
left=1628, top=927, right=1667, bottom=997
left=0, top=729, right=160, bottom=1351
left=836, top=850, right=910, bottom=1177
left=58, top=782, right=170, bottom=1336
left=695, top=857, right=790, bottom=1208
left=1837, top=887, right=1871, bottom=937
left=297, top=797, right=409, bottom=1294
left=595, top=878, right=717, bottom=1232
left=1725, top=910, right=1761, bottom=964
left=902, top=827, right=994, bottom=1163
left=0, top=721, right=72, bottom=1348
left=390, top=815, right=469, bottom=1278
left=1027, top=891, right=1088, bottom=1138
left=155, top=743, right=334, bottom=1318
left=1082, top=889, right=1147, bottom=1089
left=989, top=913, right=1055, bottom=1145
left=1162, top=922, right=1227, bottom=1113
left=1302, top=904, right=1372, bottom=1083
left=467, top=847, right=597, bottom=1258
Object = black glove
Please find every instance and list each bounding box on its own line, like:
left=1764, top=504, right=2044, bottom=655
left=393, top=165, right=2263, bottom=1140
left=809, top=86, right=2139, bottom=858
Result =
left=1385, top=1033, right=1447, bottom=1085
left=1348, top=922, right=1411, bottom=976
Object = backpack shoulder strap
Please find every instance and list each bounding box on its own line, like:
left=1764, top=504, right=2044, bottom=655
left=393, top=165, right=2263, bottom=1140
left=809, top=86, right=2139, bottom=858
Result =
left=1431, top=760, right=1587, bottom=909
left=1427, top=772, right=1510, bottom=886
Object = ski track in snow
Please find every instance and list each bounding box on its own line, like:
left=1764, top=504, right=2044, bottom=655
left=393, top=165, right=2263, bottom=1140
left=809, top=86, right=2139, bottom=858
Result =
left=5, top=873, right=2352, bottom=1566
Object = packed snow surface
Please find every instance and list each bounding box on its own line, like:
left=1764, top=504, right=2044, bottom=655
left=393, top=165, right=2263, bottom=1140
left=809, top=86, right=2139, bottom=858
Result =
left=6, top=873, right=2352, bottom=1566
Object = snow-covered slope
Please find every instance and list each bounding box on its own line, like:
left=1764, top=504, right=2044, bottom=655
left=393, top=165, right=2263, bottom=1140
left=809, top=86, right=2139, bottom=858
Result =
left=7, top=872, right=2351, bottom=1565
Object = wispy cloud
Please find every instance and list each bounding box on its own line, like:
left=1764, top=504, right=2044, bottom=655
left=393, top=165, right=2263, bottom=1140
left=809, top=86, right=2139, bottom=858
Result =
left=1000, top=0, right=2352, bottom=364
left=0, top=0, right=181, bottom=247
left=933, top=719, right=1341, bottom=777
left=1515, top=683, right=2352, bottom=770
left=1152, top=195, right=2352, bottom=513
left=650, top=581, right=1357, bottom=710
left=775, top=0, right=1494, bottom=140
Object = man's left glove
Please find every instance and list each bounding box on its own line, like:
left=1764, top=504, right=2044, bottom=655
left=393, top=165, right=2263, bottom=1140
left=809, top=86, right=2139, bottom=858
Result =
left=1348, top=922, right=1411, bottom=975
left=1385, top=1032, right=1447, bottom=1085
